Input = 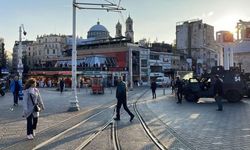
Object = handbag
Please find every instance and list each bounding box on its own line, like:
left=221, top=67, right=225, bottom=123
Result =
left=30, top=94, right=40, bottom=112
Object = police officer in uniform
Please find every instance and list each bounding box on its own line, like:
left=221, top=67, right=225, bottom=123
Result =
left=214, top=74, right=223, bottom=111
left=175, top=76, right=183, bottom=104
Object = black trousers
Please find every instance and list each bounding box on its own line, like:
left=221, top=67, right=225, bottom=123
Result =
left=60, top=86, right=64, bottom=93
left=177, top=90, right=183, bottom=103
left=116, top=98, right=134, bottom=119
left=27, top=113, right=38, bottom=135
left=13, top=91, right=19, bottom=104
left=151, top=89, right=156, bottom=99
left=215, top=95, right=223, bottom=110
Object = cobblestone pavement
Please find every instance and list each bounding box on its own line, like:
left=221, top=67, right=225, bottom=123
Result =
left=1, top=87, right=250, bottom=150
left=0, top=87, right=119, bottom=149
left=146, top=88, right=250, bottom=150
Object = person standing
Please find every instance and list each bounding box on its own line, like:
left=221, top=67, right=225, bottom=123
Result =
left=59, top=78, right=65, bottom=93
left=150, top=80, right=157, bottom=99
left=114, top=76, right=134, bottom=122
left=22, top=78, right=45, bottom=140
left=214, top=75, right=223, bottom=111
left=10, top=76, right=22, bottom=106
left=171, top=78, right=175, bottom=94
left=175, top=76, right=183, bottom=104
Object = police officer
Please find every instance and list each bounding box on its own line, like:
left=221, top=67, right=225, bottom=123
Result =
left=214, top=74, right=223, bottom=111
left=114, top=76, right=134, bottom=122
left=175, top=76, right=183, bottom=104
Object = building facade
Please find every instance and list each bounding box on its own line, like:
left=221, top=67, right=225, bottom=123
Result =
left=31, top=34, right=67, bottom=67
left=176, top=19, right=217, bottom=74
left=0, top=38, right=5, bottom=68
left=12, top=41, right=34, bottom=73
left=234, top=20, right=250, bottom=72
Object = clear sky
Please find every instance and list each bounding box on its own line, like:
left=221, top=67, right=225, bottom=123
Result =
left=0, top=0, right=250, bottom=52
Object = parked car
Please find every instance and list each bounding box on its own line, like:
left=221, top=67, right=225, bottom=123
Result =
left=155, top=77, right=170, bottom=87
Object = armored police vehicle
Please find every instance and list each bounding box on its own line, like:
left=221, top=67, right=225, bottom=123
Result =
left=182, top=66, right=246, bottom=103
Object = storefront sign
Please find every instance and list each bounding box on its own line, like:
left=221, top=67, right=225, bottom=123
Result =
left=29, top=71, right=71, bottom=75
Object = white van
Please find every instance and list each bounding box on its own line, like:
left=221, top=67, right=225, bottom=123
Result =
left=155, top=77, right=170, bottom=87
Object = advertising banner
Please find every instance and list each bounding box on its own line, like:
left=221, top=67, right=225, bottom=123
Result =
left=223, top=32, right=234, bottom=42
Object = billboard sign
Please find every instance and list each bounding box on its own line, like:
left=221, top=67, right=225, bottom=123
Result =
left=223, top=32, right=234, bottom=43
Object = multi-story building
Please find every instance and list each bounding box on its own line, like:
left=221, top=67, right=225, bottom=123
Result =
left=233, top=20, right=250, bottom=72
left=0, top=38, right=5, bottom=68
left=12, top=40, right=34, bottom=73
left=176, top=19, right=217, bottom=74
left=31, top=34, right=67, bottom=67
left=29, top=16, right=181, bottom=87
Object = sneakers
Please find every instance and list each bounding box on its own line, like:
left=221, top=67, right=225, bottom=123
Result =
left=114, top=117, right=120, bottom=121
left=27, top=134, right=34, bottom=140
left=130, top=114, right=134, bottom=122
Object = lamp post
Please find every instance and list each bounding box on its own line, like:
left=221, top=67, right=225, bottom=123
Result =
left=68, top=0, right=80, bottom=111
left=68, top=0, right=125, bottom=112
left=17, top=25, right=26, bottom=83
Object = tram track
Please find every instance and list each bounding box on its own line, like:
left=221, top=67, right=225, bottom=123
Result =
left=2, top=87, right=194, bottom=150
left=3, top=89, right=141, bottom=150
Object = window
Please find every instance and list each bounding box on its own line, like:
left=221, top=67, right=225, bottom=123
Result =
left=129, top=24, right=132, bottom=30
left=141, top=59, right=147, bottom=67
left=47, top=49, right=49, bottom=54
left=150, top=66, right=162, bottom=72
left=150, top=54, right=159, bottom=60
left=53, top=49, right=55, bottom=54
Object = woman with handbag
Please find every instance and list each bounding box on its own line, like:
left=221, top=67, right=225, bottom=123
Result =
left=23, top=78, right=45, bottom=140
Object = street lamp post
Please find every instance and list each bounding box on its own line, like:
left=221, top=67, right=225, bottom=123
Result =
left=68, top=0, right=80, bottom=111
left=17, top=25, right=26, bottom=83
left=68, top=0, right=125, bottom=112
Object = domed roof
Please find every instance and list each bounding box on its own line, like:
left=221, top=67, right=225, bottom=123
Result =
left=89, top=21, right=108, bottom=32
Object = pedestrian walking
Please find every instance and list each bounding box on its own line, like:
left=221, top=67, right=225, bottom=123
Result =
left=114, top=76, right=134, bottom=122
left=10, top=76, right=22, bottom=106
left=150, top=80, right=157, bottom=99
left=22, top=78, right=45, bottom=140
left=59, top=78, right=65, bottom=93
left=214, top=74, right=223, bottom=111
left=175, top=76, right=183, bottom=104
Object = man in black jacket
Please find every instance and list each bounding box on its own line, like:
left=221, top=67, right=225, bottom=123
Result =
left=175, top=76, right=183, bottom=104
left=114, top=76, right=134, bottom=122
left=151, top=80, right=157, bottom=99
left=214, top=75, right=223, bottom=111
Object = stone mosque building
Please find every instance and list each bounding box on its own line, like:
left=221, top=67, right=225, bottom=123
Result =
left=85, top=16, right=134, bottom=42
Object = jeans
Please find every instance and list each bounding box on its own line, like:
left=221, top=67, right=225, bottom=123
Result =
left=27, top=113, right=38, bottom=135
left=151, top=89, right=156, bottom=99
left=177, top=89, right=183, bottom=103
left=13, top=91, right=19, bottom=104
left=215, top=95, right=223, bottom=110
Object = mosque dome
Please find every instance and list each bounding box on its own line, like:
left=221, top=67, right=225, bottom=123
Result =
left=87, top=21, right=110, bottom=39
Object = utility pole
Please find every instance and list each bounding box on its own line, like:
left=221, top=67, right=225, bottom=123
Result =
left=68, top=0, right=125, bottom=112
